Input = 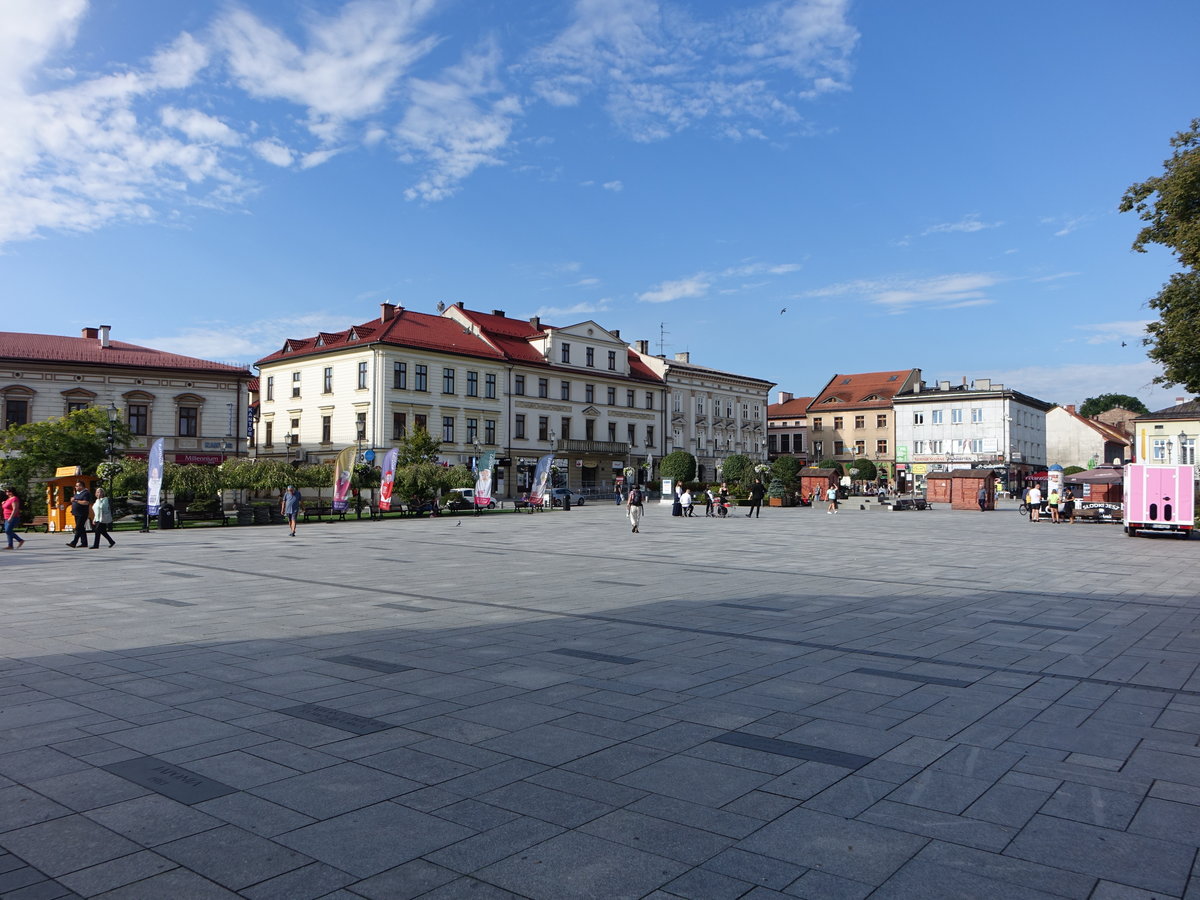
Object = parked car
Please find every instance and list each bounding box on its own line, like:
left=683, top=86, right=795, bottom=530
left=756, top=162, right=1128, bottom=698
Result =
left=549, top=488, right=584, bottom=507
left=445, top=487, right=496, bottom=510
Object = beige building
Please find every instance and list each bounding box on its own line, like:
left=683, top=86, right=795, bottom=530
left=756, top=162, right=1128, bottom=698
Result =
left=807, top=369, right=922, bottom=478
left=1132, top=398, right=1200, bottom=469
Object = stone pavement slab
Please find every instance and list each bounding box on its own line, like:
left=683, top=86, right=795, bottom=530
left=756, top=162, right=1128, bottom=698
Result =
left=1, top=501, right=1199, bottom=896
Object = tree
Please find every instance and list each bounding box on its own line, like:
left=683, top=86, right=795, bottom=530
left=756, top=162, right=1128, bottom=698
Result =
left=817, top=458, right=844, bottom=474
left=1078, top=393, right=1149, bottom=418
left=1120, top=119, right=1200, bottom=392
left=0, top=408, right=129, bottom=498
left=660, top=450, right=696, bottom=485
left=720, top=454, right=753, bottom=489
left=846, top=458, right=877, bottom=482
left=770, top=455, right=801, bottom=488
left=397, top=427, right=441, bottom=466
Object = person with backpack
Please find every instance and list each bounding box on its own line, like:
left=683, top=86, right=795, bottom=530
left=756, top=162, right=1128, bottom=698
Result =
left=627, top=485, right=644, bottom=533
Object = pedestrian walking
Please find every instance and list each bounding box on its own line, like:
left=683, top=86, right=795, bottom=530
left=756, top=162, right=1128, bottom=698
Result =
left=826, top=483, right=839, bottom=514
left=66, top=480, right=92, bottom=548
left=281, top=485, right=302, bottom=536
left=704, top=488, right=714, bottom=517
left=627, top=484, right=644, bottom=533
left=614, top=486, right=623, bottom=505
left=977, top=485, right=988, bottom=511
left=3, top=488, right=25, bottom=549
left=746, top=478, right=766, bottom=518
left=1062, top=488, right=1076, bottom=523
left=1026, top=485, right=1041, bottom=522
left=90, top=488, right=116, bottom=548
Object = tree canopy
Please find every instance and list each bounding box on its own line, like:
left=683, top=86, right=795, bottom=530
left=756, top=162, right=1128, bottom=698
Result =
left=770, top=455, right=801, bottom=487
left=659, top=450, right=696, bottom=485
left=1120, top=119, right=1200, bottom=393
left=719, top=454, right=753, bottom=488
left=0, top=408, right=128, bottom=494
left=1078, top=393, right=1149, bottom=418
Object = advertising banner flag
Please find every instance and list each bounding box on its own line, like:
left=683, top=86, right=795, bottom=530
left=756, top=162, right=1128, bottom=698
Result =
left=378, top=447, right=399, bottom=511
left=529, top=453, right=554, bottom=506
left=332, top=446, right=356, bottom=511
left=146, top=438, right=165, bottom=516
left=474, top=450, right=496, bottom=507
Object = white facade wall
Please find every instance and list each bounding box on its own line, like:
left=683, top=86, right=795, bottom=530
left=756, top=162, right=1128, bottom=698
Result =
left=895, top=391, right=1048, bottom=469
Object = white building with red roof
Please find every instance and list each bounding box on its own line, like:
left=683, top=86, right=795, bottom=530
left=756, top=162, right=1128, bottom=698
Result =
left=1, top=326, right=251, bottom=463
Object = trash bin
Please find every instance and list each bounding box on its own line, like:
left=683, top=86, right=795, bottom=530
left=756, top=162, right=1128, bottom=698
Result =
left=563, top=493, right=571, bottom=511
left=158, top=503, right=175, bottom=529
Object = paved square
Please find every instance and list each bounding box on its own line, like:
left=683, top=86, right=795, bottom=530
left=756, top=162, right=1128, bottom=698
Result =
left=1, top=501, right=1199, bottom=897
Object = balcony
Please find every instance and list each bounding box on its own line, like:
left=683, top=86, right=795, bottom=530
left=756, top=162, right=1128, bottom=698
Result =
left=556, top=439, right=629, bottom=455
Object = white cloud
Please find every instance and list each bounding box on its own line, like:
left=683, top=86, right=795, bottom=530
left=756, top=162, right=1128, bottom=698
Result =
left=566, top=277, right=601, bottom=287
left=1031, top=271, right=1080, bottom=283
left=921, top=214, right=1002, bottom=235
left=132, top=312, right=359, bottom=365
left=1040, top=214, right=1091, bottom=237
left=253, top=139, right=294, bottom=167
left=638, top=274, right=711, bottom=303
left=602, top=180, right=623, bottom=191
left=806, top=273, right=999, bottom=313
left=987, top=361, right=1163, bottom=409
left=160, top=107, right=240, bottom=145
left=532, top=299, right=612, bottom=319
left=524, top=0, right=857, bottom=140
left=1074, top=320, right=1151, bottom=346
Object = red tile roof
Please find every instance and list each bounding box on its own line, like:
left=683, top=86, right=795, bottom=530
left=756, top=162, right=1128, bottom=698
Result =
left=768, top=396, right=814, bottom=418
left=0, top=331, right=249, bottom=375
left=807, top=370, right=919, bottom=411
left=254, top=308, right=507, bottom=367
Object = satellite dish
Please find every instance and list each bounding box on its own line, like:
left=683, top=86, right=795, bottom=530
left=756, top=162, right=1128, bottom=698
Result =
left=436, top=301, right=446, bottom=313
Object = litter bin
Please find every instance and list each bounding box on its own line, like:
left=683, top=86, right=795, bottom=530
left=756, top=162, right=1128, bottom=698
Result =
left=158, top=503, right=175, bottom=529
left=562, top=493, right=571, bottom=511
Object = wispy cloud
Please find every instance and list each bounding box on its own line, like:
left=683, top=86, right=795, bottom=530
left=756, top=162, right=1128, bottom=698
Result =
left=1040, top=214, right=1091, bottom=237
left=806, top=273, right=999, bottom=313
left=921, top=214, right=1002, bottom=236
left=531, top=299, right=612, bottom=320
left=1031, top=271, right=1080, bottom=283
left=640, top=258, right=802, bottom=303
left=602, top=180, right=623, bottom=192
left=131, top=312, right=355, bottom=365
left=987, top=361, right=1162, bottom=408
left=639, top=274, right=711, bottom=304
left=1073, top=320, right=1151, bottom=346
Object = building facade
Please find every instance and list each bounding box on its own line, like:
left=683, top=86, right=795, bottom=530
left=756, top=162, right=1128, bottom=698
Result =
left=806, top=369, right=922, bottom=479
left=893, top=377, right=1052, bottom=491
left=1046, top=404, right=1131, bottom=469
left=1131, top=398, right=1200, bottom=469
left=631, top=345, right=774, bottom=484
left=1, top=326, right=250, bottom=463
left=767, top=392, right=813, bottom=466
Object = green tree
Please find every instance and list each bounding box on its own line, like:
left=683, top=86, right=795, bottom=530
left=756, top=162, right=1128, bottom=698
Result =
left=720, top=454, right=753, bottom=489
left=770, top=455, right=801, bottom=488
left=659, top=450, right=696, bottom=485
left=0, top=408, right=129, bottom=495
left=397, top=427, right=442, bottom=466
left=766, top=477, right=786, bottom=500
left=817, top=458, right=844, bottom=474
left=1078, top=393, right=1150, bottom=417
left=1120, top=119, right=1200, bottom=392
left=846, top=458, right=877, bottom=482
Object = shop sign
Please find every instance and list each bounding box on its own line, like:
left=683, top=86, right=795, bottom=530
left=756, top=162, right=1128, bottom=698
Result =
left=175, top=453, right=222, bottom=465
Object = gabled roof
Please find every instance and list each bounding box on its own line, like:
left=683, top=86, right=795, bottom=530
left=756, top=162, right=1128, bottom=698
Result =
left=807, top=370, right=919, bottom=412
left=1052, top=405, right=1132, bottom=445
left=254, top=308, right=506, bottom=367
left=768, top=396, right=814, bottom=419
left=0, top=331, right=249, bottom=376
left=1135, top=398, right=1200, bottom=421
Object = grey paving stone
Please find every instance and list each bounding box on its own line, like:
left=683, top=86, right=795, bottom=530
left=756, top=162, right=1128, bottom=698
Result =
left=626, top=794, right=764, bottom=840
left=617, top=755, right=773, bottom=807
left=662, top=866, right=754, bottom=900
left=885, top=770, right=993, bottom=814
left=579, top=809, right=734, bottom=865
left=1039, top=780, right=1143, bottom=829
left=425, top=815, right=563, bottom=872
left=914, top=840, right=1096, bottom=899
left=476, top=830, right=688, bottom=900
left=237, top=861, right=357, bottom=899
left=868, top=857, right=1070, bottom=900
left=0, top=786, right=72, bottom=832
left=1, top=814, right=143, bottom=877
left=357, top=745, right=476, bottom=784
left=784, top=869, right=874, bottom=899
left=479, top=780, right=613, bottom=828
left=82, top=793, right=223, bottom=846
left=155, top=824, right=312, bottom=890
left=248, top=761, right=419, bottom=817
left=858, top=800, right=1017, bottom=852
left=478, top=722, right=620, bottom=766
left=346, top=859, right=460, bottom=899
left=90, top=867, right=240, bottom=898
left=194, top=792, right=317, bottom=837
left=962, top=782, right=1049, bottom=828
left=55, top=850, right=177, bottom=896
left=1127, top=797, right=1200, bottom=844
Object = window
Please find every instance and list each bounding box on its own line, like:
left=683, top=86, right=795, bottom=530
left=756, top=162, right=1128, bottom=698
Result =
left=322, top=416, right=332, bottom=443
left=951, top=409, right=963, bottom=424
left=415, top=365, right=428, bottom=391
left=561, top=381, right=570, bottom=401
left=291, top=371, right=301, bottom=398
left=833, top=440, right=844, bottom=455
left=561, top=343, right=570, bottom=363
left=931, top=409, right=944, bottom=424
left=877, top=414, right=887, bottom=428
left=929, top=440, right=943, bottom=453
left=393, top=362, right=406, bottom=389
left=645, top=392, right=654, bottom=410
left=466, top=418, right=478, bottom=443
left=585, top=384, right=594, bottom=403
left=467, top=371, right=478, bottom=397
left=264, top=421, right=273, bottom=447
left=608, top=422, right=617, bottom=442
left=443, top=368, right=455, bottom=394
left=128, top=404, right=148, bottom=436
left=415, top=413, right=427, bottom=432
left=1152, top=438, right=1168, bottom=461
left=585, top=419, right=595, bottom=440
left=742, top=404, right=749, bottom=420
left=646, top=425, right=654, bottom=448
left=485, top=420, right=496, bottom=444
left=854, top=415, right=865, bottom=429
left=515, top=415, right=526, bottom=439
left=855, top=440, right=866, bottom=455
left=538, top=416, right=549, bottom=441
left=356, top=412, right=366, bottom=441
left=4, top=399, right=30, bottom=428
left=673, top=393, right=681, bottom=412
left=912, top=411, right=923, bottom=425
left=607, top=350, right=617, bottom=370
left=833, top=417, right=844, bottom=430
left=178, top=407, right=198, bottom=437
left=914, top=440, right=925, bottom=454
left=442, top=416, right=454, bottom=442
left=1181, top=438, right=1196, bottom=465
left=877, top=439, right=889, bottom=455
left=628, top=423, right=637, bottom=447
left=813, top=440, right=822, bottom=457
left=266, top=376, right=274, bottom=401
left=586, top=347, right=594, bottom=367
left=358, top=362, right=370, bottom=389
left=811, top=417, right=822, bottom=431
left=607, top=387, right=616, bottom=405
left=726, top=401, right=733, bottom=417
left=392, top=412, right=407, bottom=439
left=560, top=417, right=570, bottom=440
left=969, top=438, right=983, bottom=453
left=485, top=373, right=496, bottom=399
left=538, top=378, right=548, bottom=398
left=323, top=367, right=333, bottom=393
left=696, top=397, right=705, bottom=415
left=626, top=390, right=635, bottom=408
left=971, top=407, right=983, bottom=423
left=514, top=374, right=525, bottom=395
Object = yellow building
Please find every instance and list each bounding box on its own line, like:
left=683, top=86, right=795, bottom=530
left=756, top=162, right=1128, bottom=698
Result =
left=1132, top=398, right=1200, bottom=467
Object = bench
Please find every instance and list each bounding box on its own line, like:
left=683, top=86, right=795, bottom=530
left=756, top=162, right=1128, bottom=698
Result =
left=175, top=510, right=232, bottom=526
left=889, top=498, right=931, bottom=511
left=23, top=516, right=50, bottom=533
left=302, top=505, right=379, bottom=522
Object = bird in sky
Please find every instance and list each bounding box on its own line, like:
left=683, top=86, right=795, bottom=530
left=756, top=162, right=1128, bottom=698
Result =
left=779, top=307, right=787, bottom=315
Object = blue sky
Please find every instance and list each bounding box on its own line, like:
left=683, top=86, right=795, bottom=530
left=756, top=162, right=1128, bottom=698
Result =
left=2, top=0, right=1197, bottom=408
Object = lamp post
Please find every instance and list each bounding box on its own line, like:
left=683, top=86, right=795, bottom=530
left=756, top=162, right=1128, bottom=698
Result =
left=283, top=431, right=293, bottom=464
left=105, top=401, right=119, bottom=497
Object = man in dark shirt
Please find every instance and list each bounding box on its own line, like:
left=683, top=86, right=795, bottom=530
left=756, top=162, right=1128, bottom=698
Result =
left=67, top=481, right=92, bottom=548
left=746, top=478, right=767, bottom=518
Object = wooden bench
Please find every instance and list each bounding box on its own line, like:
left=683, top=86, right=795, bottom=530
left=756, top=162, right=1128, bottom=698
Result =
left=175, top=510, right=232, bottom=526
left=23, top=516, right=50, bottom=533
left=302, top=505, right=378, bottom=522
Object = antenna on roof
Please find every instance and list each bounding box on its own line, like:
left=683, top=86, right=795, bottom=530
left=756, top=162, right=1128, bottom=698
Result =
left=657, top=322, right=669, bottom=356
left=436, top=301, right=446, bottom=313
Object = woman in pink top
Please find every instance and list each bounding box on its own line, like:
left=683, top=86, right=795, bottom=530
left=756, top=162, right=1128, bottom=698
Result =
left=3, top=488, right=25, bottom=549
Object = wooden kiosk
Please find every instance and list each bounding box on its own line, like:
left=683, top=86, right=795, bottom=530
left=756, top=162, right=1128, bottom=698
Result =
left=45, top=466, right=97, bottom=533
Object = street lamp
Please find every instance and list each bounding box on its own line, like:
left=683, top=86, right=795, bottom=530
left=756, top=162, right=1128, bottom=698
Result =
left=105, top=401, right=119, bottom=497
left=283, top=431, right=293, bottom=464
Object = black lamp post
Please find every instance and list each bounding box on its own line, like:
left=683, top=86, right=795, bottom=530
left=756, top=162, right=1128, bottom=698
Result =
left=105, top=401, right=119, bottom=496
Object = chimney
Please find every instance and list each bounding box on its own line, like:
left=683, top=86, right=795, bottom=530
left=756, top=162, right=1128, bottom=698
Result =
left=611, top=329, right=620, bottom=340
left=98, top=325, right=111, bottom=348
left=962, top=375, right=967, bottom=386
left=975, top=378, right=991, bottom=390
left=82, top=327, right=99, bottom=339
left=938, top=380, right=950, bottom=391
left=529, top=316, right=540, bottom=330
left=1066, top=404, right=1076, bottom=414
left=491, top=310, right=506, bottom=317
left=380, top=302, right=396, bottom=322
left=635, top=340, right=649, bottom=354
left=674, top=351, right=690, bottom=363
left=778, top=391, right=793, bottom=403
left=913, top=381, right=922, bottom=393
left=1177, top=397, right=1185, bottom=404
left=455, top=301, right=464, bottom=309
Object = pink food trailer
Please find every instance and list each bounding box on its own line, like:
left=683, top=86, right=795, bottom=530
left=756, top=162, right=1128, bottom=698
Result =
left=1123, top=463, right=1195, bottom=538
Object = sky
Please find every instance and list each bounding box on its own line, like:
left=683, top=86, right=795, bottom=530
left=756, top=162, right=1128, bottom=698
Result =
left=1, top=0, right=1197, bottom=409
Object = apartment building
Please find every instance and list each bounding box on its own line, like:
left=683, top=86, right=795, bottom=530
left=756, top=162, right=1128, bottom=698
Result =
left=1131, top=398, right=1200, bottom=467
left=767, top=391, right=813, bottom=465
left=806, top=369, right=922, bottom=478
